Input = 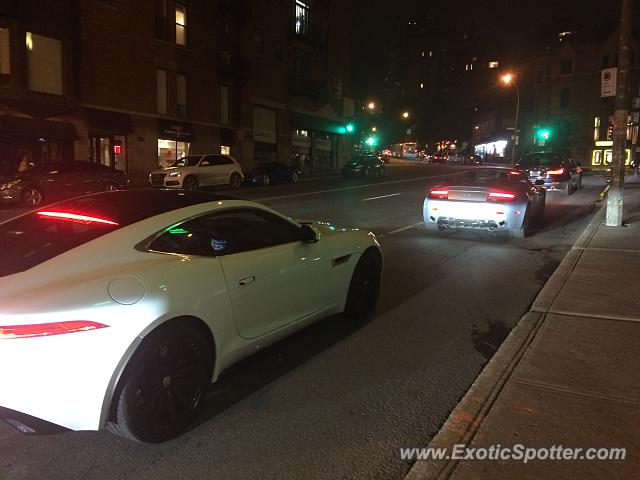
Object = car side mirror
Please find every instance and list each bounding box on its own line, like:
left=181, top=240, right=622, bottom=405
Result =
left=535, top=179, right=545, bottom=186
left=301, top=224, right=319, bottom=243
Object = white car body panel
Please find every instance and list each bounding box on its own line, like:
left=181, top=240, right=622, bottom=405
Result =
left=149, top=155, right=243, bottom=188
left=0, top=197, right=379, bottom=432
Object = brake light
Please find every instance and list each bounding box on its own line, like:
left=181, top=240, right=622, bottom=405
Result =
left=429, top=188, right=449, bottom=199
left=488, top=191, right=517, bottom=202
left=0, top=321, right=109, bottom=339
left=37, top=211, right=119, bottom=226
left=510, top=171, right=521, bottom=175
left=547, top=168, right=565, bottom=175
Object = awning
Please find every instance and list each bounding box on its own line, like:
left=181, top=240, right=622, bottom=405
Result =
left=0, top=115, right=77, bottom=140
left=85, top=108, right=133, bottom=135
left=157, top=119, right=196, bottom=141
left=289, top=112, right=345, bottom=135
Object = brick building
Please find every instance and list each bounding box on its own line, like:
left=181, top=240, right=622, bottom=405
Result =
left=0, top=0, right=355, bottom=185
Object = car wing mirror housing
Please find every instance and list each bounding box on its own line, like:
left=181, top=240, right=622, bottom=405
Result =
left=301, top=224, right=319, bottom=243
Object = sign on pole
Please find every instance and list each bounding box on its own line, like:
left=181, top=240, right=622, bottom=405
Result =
left=601, top=68, right=617, bottom=97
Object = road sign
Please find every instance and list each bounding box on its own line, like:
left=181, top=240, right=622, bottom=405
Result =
left=601, top=68, right=617, bottom=97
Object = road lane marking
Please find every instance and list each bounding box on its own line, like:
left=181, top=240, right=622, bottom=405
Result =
left=255, top=172, right=461, bottom=202
left=362, top=193, right=402, bottom=201
left=388, top=221, right=424, bottom=235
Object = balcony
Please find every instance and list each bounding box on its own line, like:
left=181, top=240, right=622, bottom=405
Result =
left=219, top=52, right=251, bottom=81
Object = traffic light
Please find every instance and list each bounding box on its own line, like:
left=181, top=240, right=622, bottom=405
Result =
left=536, top=128, right=552, bottom=141
left=345, top=123, right=355, bottom=133
left=366, top=135, right=378, bottom=147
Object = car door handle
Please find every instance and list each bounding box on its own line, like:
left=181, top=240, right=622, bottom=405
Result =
left=238, top=276, right=255, bottom=286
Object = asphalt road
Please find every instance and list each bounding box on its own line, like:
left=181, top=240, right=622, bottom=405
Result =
left=0, top=161, right=605, bottom=480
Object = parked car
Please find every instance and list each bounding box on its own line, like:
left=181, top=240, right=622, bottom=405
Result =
left=515, top=151, right=582, bottom=194
left=245, top=161, right=302, bottom=186
left=342, top=155, right=386, bottom=176
left=424, top=167, right=546, bottom=238
left=0, top=189, right=382, bottom=442
left=0, top=161, right=128, bottom=208
left=149, top=154, right=244, bottom=190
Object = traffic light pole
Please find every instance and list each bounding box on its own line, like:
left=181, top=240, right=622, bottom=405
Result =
left=606, top=0, right=633, bottom=227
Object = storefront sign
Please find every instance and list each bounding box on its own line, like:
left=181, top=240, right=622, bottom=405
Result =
left=601, top=68, right=617, bottom=98
left=157, top=119, right=195, bottom=140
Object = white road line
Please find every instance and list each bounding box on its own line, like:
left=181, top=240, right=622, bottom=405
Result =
left=254, top=172, right=459, bottom=202
left=362, top=193, right=402, bottom=202
left=388, top=221, right=424, bottom=235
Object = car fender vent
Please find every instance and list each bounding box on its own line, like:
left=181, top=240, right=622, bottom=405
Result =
left=332, top=254, right=351, bottom=267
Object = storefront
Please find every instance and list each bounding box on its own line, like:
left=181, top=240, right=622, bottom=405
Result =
left=157, top=119, right=195, bottom=168
left=85, top=108, right=132, bottom=172
left=591, top=140, right=632, bottom=169
left=253, top=106, right=278, bottom=163
left=289, top=111, right=346, bottom=174
left=474, top=139, right=509, bottom=160
left=0, top=115, right=76, bottom=177
left=291, top=129, right=311, bottom=170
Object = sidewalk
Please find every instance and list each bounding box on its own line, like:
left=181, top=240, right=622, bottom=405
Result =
left=406, top=177, right=640, bottom=479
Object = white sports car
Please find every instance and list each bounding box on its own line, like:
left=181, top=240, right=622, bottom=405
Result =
left=0, top=190, right=382, bottom=442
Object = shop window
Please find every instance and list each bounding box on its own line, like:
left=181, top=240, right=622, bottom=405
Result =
left=158, top=138, right=190, bottom=168
left=177, top=74, right=187, bottom=116
left=156, top=68, right=167, bottom=114
left=295, top=1, right=310, bottom=37
left=175, top=3, right=187, bottom=46
left=26, top=32, right=62, bottom=95
left=594, top=116, right=600, bottom=141
left=488, top=61, right=499, bottom=69
left=0, top=28, right=10, bottom=75
left=221, top=145, right=230, bottom=155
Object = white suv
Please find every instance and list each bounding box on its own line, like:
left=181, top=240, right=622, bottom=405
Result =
left=149, top=154, right=244, bottom=190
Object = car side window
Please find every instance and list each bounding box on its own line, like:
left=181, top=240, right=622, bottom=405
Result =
left=148, top=208, right=301, bottom=256
left=199, top=155, right=215, bottom=167
left=212, top=155, right=234, bottom=166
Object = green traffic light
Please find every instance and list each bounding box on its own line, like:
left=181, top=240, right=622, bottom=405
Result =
left=345, top=123, right=355, bottom=133
left=366, top=136, right=378, bottom=146
left=537, top=128, right=552, bottom=140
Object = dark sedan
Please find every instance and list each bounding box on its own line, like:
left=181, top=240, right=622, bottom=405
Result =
left=0, top=161, right=129, bottom=208
left=245, top=161, right=302, bottom=186
left=342, top=155, right=386, bottom=176
left=515, top=151, right=582, bottom=195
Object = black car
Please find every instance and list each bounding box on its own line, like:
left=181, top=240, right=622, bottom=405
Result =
left=342, top=155, right=386, bottom=176
left=0, top=161, right=129, bottom=208
left=515, top=151, right=582, bottom=195
left=245, top=161, right=302, bottom=186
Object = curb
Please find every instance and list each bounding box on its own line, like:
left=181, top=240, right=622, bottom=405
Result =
left=404, top=201, right=606, bottom=480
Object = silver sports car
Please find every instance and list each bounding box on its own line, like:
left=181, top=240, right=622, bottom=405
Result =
left=423, top=167, right=546, bottom=238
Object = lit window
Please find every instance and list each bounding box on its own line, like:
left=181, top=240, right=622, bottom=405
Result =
left=156, top=69, right=167, bottom=114
left=26, top=32, right=62, bottom=95
left=177, top=74, right=187, bottom=116
left=488, top=61, right=499, bottom=69
left=420, top=51, right=425, bottom=57
left=295, top=1, right=310, bottom=36
left=221, top=145, right=231, bottom=155
left=420, top=82, right=424, bottom=89
left=0, top=28, right=10, bottom=75
left=429, top=51, right=433, bottom=57
left=175, top=3, right=187, bottom=46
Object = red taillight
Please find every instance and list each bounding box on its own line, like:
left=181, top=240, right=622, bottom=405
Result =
left=547, top=168, right=565, bottom=175
left=488, top=191, right=517, bottom=202
left=510, top=170, right=521, bottom=175
left=37, top=211, right=119, bottom=226
left=429, top=188, right=449, bottom=199
left=0, top=321, right=109, bottom=340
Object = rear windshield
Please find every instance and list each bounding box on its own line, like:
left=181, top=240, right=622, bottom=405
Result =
left=0, top=190, right=231, bottom=277
left=518, top=153, right=562, bottom=167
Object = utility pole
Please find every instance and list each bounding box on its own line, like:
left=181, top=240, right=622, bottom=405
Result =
left=606, top=0, right=633, bottom=226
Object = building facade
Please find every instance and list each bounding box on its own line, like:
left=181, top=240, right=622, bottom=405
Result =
left=0, top=0, right=354, bottom=185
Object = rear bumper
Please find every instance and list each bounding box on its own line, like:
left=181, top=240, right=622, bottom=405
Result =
left=423, top=198, right=526, bottom=231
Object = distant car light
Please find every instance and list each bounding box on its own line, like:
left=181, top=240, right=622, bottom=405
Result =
left=547, top=168, right=565, bottom=175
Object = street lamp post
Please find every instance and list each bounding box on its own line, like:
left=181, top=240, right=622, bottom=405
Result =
left=501, top=73, right=520, bottom=163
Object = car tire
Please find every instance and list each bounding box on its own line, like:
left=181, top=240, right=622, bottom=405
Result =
left=261, top=174, right=270, bottom=187
left=424, top=222, right=441, bottom=232
left=109, top=322, right=212, bottom=443
left=182, top=175, right=199, bottom=191
left=230, top=173, right=242, bottom=190
left=290, top=171, right=299, bottom=183
left=21, top=186, right=44, bottom=208
left=343, top=248, right=382, bottom=318
left=511, top=207, right=531, bottom=239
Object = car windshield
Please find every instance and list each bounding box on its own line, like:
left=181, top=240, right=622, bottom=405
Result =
left=518, top=153, right=562, bottom=167
left=170, top=156, right=201, bottom=168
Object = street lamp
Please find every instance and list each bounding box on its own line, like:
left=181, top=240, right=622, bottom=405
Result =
left=372, top=126, right=377, bottom=132
left=367, top=101, right=376, bottom=111
left=402, top=111, right=410, bottom=119
left=500, top=73, right=520, bottom=163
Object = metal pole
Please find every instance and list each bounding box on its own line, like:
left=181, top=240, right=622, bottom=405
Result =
left=606, top=0, right=633, bottom=227
left=511, top=84, right=520, bottom=164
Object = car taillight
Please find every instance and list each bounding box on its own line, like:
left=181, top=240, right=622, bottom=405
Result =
left=0, top=321, right=109, bottom=340
left=487, top=191, right=517, bottom=202
left=37, top=211, right=119, bottom=226
left=547, top=168, right=565, bottom=175
left=429, top=188, right=449, bottom=199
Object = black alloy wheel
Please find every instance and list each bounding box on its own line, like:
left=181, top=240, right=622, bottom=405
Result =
left=21, top=186, right=44, bottom=208
left=344, top=249, right=382, bottom=318
left=182, top=176, right=199, bottom=191
left=230, top=173, right=242, bottom=190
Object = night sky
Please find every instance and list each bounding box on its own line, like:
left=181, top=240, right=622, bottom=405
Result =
left=352, top=0, right=623, bottom=98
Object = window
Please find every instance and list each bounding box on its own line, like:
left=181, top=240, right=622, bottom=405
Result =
left=420, top=82, right=424, bottom=89
left=176, top=73, right=187, bottom=116
left=221, top=145, right=230, bottom=155
left=149, top=209, right=301, bottom=256
left=560, top=59, right=573, bottom=75
left=560, top=88, right=570, bottom=108
left=175, top=3, right=187, bottom=46
left=0, top=28, right=10, bottom=75
left=594, top=116, right=601, bottom=141
left=155, top=0, right=169, bottom=41
left=156, top=68, right=167, bottom=114
left=488, top=61, right=499, bottom=69
left=295, top=1, right=310, bottom=36
left=26, top=32, right=62, bottom=95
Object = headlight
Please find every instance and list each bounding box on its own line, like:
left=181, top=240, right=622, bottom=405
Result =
left=0, top=180, right=21, bottom=190
left=167, top=171, right=182, bottom=177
